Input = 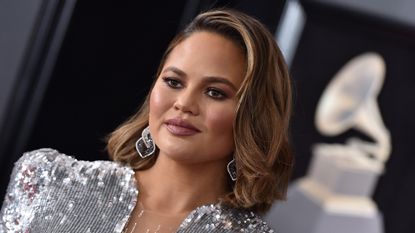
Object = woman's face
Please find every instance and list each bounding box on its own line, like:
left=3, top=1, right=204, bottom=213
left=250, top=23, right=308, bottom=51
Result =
left=149, top=31, right=245, bottom=164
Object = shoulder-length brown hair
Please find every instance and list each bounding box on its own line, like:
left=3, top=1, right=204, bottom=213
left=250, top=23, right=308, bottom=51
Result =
left=107, top=8, right=294, bottom=213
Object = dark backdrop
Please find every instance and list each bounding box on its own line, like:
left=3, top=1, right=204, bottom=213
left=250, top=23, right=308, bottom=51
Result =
left=25, top=1, right=188, bottom=162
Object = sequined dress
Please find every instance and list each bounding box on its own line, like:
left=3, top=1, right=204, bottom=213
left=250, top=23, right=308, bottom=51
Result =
left=0, top=148, right=275, bottom=233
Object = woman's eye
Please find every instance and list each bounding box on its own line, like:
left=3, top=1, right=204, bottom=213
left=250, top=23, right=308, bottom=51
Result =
left=163, top=78, right=182, bottom=89
left=206, top=88, right=227, bottom=100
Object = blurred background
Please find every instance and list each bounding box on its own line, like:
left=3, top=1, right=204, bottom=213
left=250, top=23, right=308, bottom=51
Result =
left=0, top=0, right=414, bottom=232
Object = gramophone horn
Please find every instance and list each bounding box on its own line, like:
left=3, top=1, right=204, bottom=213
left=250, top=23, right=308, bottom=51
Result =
left=315, top=52, right=391, bottom=162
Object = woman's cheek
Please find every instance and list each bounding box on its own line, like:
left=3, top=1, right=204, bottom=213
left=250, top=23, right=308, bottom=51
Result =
left=150, top=85, right=170, bottom=116
left=207, top=105, right=235, bottom=133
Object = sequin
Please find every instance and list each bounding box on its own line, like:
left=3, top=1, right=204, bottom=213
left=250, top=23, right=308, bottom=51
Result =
left=0, top=148, right=275, bottom=232
left=176, top=204, right=275, bottom=233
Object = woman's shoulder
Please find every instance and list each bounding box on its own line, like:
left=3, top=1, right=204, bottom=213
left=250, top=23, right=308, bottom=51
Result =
left=1, top=148, right=138, bottom=232
left=179, top=203, right=276, bottom=233
left=16, top=148, right=130, bottom=172
left=11, top=147, right=137, bottom=194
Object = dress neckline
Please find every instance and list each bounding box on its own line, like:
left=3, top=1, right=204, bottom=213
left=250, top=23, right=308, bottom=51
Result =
left=123, top=171, right=224, bottom=232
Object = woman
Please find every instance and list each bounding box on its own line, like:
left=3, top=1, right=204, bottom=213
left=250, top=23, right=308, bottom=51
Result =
left=0, top=8, right=293, bottom=233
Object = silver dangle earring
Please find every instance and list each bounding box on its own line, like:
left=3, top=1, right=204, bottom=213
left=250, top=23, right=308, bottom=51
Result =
left=135, top=126, right=155, bottom=158
left=227, top=158, right=237, bottom=181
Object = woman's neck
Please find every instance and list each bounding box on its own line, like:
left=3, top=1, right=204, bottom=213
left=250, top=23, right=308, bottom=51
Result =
left=135, top=153, right=230, bottom=215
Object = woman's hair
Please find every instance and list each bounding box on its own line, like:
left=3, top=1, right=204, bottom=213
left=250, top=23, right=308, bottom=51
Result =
left=107, top=8, right=294, bottom=213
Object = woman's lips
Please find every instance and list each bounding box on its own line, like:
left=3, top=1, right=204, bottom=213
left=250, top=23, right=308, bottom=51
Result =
left=165, top=118, right=200, bottom=136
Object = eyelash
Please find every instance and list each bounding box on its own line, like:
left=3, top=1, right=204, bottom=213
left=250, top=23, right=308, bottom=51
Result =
left=206, top=88, right=227, bottom=100
left=162, top=77, right=182, bottom=89
left=162, top=77, right=228, bottom=100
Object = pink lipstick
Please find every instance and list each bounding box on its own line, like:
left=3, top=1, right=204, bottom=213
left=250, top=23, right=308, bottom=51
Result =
left=165, top=118, right=200, bottom=136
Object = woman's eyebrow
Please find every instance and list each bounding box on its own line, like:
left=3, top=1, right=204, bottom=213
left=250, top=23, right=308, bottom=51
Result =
left=162, top=66, right=186, bottom=77
left=163, top=66, right=238, bottom=91
left=202, top=76, right=237, bottom=91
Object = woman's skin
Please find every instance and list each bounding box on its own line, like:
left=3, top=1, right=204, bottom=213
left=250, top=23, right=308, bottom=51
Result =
left=126, top=31, right=246, bottom=232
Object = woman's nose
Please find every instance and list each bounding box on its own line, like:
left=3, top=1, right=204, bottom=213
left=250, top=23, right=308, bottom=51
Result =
left=173, top=89, right=199, bottom=115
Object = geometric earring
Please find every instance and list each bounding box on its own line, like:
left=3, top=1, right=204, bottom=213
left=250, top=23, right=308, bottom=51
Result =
left=227, top=158, right=237, bottom=181
left=135, top=126, right=155, bottom=158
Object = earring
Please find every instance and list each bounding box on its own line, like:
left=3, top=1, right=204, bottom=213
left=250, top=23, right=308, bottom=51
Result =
left=227, top=158, right=237, bottom=181
left=135, top=126, right=155, bottom=158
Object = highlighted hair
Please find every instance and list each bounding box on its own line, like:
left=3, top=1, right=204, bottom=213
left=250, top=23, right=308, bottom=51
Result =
left=107, top=8, right=294, bottom=213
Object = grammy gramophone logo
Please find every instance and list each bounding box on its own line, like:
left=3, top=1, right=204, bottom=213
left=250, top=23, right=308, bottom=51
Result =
left=315, top=52, right=391, bottom=164
left=269, top=52, right=391, bottom=233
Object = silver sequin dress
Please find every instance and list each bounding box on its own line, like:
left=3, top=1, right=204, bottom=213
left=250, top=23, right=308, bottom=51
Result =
left=0, top=148, right=275, bottom=233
